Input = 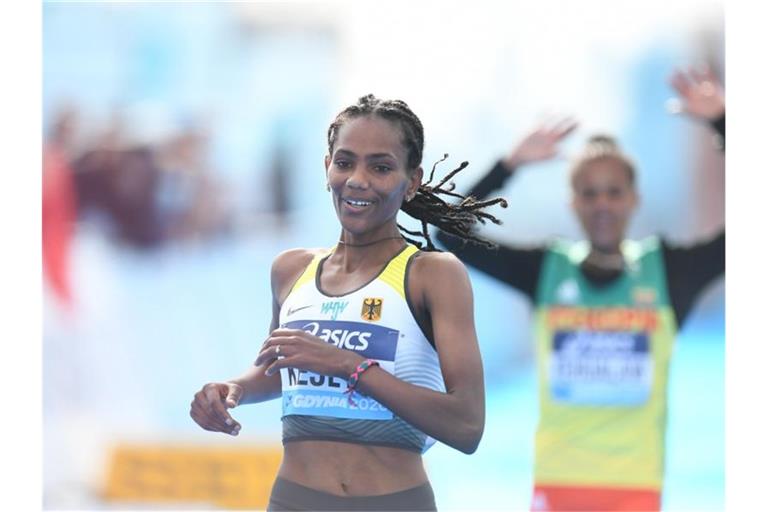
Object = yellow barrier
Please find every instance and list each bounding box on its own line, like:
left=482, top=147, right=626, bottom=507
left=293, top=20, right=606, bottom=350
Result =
left=103, top=443, right=283, bottom=509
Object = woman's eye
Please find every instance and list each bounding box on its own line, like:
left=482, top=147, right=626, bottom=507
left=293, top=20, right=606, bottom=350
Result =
left=373, top=165, right=392, bottom=173
left=335, top=160, right=351, bottom=169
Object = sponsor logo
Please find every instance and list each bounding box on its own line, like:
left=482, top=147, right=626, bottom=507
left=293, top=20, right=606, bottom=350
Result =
left=286, top=304, right=313, bottom=316
left=283, top=319, right=399, bottom=361
left=361, top=297, right=383, bottom=321
left=546, top=306, right=659, bottom=331
left=554, top=330, right=648, bottom=360
left=320, top=300, right=348, bottom=320
left=302, top=321, right=371, bottom=351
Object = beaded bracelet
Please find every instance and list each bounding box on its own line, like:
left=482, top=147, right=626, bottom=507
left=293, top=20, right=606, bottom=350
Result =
left=344, top=359, right=380, bottom=406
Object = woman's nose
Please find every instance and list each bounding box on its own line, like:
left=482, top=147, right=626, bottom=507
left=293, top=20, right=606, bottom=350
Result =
left=346, top=166, right=369, bottom=190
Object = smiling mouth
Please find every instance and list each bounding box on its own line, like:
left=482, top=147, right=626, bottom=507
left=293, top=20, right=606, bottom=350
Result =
left=343, top=198, right=373, bottom=208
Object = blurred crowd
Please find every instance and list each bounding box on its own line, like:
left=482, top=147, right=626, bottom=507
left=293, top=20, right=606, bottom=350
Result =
left=42, top=103, right=238, bottom=308
left=45, top=104, right=231, bottom=245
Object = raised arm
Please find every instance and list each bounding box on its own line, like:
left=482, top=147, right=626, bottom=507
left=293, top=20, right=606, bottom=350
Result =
left=663, top=66, right=725, bottom=327
left=436, top=117, right=577, bottom=299
left=256, top=252, right=486, bottom=454
left=466, top=117, right=579, bottom=200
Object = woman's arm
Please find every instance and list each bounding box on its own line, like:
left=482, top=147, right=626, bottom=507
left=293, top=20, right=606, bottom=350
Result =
left=436, top=118, right=577, bottom=299
left=463, top=117, right=579, bottom=202
left=189, top=249, right=315, bottom=435
left=230, top=249, right=318, bottom=403
left=662, top=232, right=725, bottom=327
left=359, top=252, right=485, bottom=453
left=663, top=66, right=726, bottom=327
left=436, top=232, right=546, bottom=301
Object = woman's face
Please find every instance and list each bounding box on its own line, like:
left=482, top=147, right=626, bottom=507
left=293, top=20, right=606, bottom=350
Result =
left=325, top=115, right=422, bottom=238
left=571, top=157, right=638, bottom=253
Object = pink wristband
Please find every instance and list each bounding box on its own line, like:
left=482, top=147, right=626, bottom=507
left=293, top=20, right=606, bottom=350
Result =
left=344, top=359, right=379, bottom=405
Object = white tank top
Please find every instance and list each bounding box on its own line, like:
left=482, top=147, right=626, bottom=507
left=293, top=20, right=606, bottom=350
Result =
left=278, top=244, right=445, bottom=453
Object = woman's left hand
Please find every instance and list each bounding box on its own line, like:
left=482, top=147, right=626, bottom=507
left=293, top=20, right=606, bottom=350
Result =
left=668, top=65, right=725, bottom=120
left=255, top=328, right=365, bottom=378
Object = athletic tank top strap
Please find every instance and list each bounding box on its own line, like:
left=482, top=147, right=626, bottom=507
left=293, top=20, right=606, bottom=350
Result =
left=378, top=244, right=419, bottom=299
left=289, top=249, right=331, bottom=296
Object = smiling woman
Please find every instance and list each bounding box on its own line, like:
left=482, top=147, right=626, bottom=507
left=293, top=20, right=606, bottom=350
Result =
left=190, top=95, right=506, bottom=511
left=326, top=115, right=416, bottom=242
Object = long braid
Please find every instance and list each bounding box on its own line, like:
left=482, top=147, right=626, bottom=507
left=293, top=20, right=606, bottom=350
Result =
left=401, top=156, right=507, bottom=250
left=328, top=94, right=507, bottom=251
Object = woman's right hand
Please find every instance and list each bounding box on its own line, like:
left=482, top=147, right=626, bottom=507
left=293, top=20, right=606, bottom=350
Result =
left=503, top=116, right=578, bottom=170
left=190, top=381, right=244, bottom=436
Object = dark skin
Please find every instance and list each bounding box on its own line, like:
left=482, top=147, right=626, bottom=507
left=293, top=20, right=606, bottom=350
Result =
left=190, top=115, right=485, bottom=496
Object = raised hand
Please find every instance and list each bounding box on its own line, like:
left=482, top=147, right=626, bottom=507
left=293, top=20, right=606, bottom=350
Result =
left=255, top=328, right=364, bottom=380
left=668, top=65, right=725, bottom=121
left=190, top=381, right=244, bottom=436
left=503, top=116, right=578, bottom=170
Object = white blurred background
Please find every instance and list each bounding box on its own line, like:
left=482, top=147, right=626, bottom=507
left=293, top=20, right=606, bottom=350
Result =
left=42, top=1, right=724, bottom=510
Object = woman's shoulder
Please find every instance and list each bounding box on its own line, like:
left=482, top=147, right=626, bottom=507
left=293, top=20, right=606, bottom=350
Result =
left=271, top=247, right=329, bottom=284
left=407, top=249, right=473, bottom=312
left=410, top=249, right=469, bottom=282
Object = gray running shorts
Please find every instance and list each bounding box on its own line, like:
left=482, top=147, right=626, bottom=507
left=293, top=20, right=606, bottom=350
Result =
left=267, top=476, right=437, bottom=511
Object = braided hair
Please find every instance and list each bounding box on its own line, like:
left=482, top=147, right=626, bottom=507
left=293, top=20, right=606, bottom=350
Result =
left=327, top=94, right=507, bottom=250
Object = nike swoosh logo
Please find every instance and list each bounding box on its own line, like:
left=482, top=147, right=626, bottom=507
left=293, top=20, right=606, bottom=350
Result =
left=287, top=304, right=313, bottom=316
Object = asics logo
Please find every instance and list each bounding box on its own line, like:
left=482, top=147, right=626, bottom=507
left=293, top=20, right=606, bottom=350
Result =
left=302, top=321, right=371, bottom=351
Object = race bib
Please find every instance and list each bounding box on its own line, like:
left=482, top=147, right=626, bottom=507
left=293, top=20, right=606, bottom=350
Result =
left=548, top=330, right=654, bottom=406
left=279, top=320, right=398, bottom=420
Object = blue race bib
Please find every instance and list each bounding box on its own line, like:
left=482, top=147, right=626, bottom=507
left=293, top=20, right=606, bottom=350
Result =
left=549, top=330, right=654, bottom=406
left=280, top=320, right=399, bottom=420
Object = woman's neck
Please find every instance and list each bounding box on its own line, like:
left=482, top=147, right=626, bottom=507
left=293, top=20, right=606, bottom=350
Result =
left=330, top=231, right=406, bottom=273
left=584, top=247, right=625, bottom=270
left=337, top=235, right=404, bottom=248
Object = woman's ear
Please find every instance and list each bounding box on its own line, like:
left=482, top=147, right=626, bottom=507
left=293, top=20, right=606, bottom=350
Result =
left=407, top=166, right=424, bottom=201
left=324, top=155, right=331, bottom=191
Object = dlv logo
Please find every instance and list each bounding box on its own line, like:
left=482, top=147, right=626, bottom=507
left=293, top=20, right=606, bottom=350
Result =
left=361, top=298, right=383, bottom=321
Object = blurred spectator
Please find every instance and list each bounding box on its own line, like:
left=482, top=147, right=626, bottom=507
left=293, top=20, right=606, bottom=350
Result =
left=73, top=139, right=163, bottom=249
left=155, top=122, right=232, bottom=243
left=43, top=105, right=79, bottom=309
left=70, top=105, right=231, bottom=250
left=265, top=141, right=291, bottom=228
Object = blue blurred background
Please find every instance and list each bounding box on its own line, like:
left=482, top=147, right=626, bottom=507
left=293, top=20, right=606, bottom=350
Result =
left=42, top=1, right=724, bottom=510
